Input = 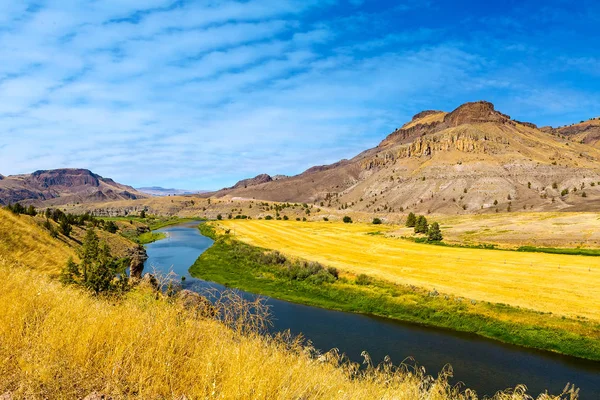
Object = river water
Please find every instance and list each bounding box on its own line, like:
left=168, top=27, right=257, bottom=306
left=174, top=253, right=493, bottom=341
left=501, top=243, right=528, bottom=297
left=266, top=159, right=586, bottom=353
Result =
left=144, top=221, right=600, bottom=398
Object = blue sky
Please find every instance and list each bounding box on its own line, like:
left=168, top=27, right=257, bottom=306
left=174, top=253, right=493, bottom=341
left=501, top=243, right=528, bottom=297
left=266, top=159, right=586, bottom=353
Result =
left=0, top=0, right=598, bottom=190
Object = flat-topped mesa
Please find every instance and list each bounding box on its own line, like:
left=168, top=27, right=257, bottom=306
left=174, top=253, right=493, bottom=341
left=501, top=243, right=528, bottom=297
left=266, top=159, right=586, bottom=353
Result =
left=232, top=174, right=273, bottom=189
left=443, top=101, right=510, bottom=127
left=29, top=168, right=101, bottom=188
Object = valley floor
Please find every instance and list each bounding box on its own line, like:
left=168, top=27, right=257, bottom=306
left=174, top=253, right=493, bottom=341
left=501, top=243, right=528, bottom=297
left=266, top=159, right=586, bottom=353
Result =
left=213, top=220, right=600, bottom=321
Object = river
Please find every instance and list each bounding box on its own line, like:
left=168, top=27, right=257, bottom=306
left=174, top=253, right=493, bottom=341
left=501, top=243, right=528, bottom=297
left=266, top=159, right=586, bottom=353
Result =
left=144, top=221, right=600, bottom=398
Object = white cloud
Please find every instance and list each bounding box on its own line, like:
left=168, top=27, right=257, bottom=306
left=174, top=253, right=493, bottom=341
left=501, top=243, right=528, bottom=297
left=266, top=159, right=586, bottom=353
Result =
left=0, top=0, right=597, bottom=189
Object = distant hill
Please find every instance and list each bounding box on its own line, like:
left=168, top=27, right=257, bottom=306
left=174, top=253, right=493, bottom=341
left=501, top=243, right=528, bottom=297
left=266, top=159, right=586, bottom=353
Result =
left=211, top=101, right=600, bottom=213
left=0, top=168, right=147, bottom=206
left=541, top=117, right=600, bottom=149
left=136, top=187, right=208, bottom=197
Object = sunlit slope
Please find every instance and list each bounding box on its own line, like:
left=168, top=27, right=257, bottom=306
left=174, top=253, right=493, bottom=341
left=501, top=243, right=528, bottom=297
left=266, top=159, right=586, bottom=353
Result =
left=0, top=209, right=76, bottom=273
left=218, top=220, right=600, bottom=321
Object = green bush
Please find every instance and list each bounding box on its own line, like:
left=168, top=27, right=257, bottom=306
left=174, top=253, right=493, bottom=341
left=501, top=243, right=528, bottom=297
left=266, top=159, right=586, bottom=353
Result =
left=355, top=274, right=372, bottom=286
left=343, top=216, right=352, bottom=223
left=372, top=218, right=382, bottom=225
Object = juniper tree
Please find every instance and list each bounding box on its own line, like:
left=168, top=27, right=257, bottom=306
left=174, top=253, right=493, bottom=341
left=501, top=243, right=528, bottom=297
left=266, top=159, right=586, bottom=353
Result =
left=428, top=222, right=443, bottom=242
left=405, top=212, right=417, bottom=227
left=414, top=215, right=429, bottom=234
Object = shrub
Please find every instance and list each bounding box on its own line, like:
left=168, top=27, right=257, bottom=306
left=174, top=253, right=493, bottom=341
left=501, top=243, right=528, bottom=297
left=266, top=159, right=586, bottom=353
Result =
left=216, top=214, right=222, bottom=220
left=283, top=215, right=289, bottom=220
left=104, top=221, right=118, bottom=233
left=372, top=218, right=382, bottom=225
left=561, top=189, right=569, bottom=196
left=323, top=217, right=329, bottom=221
left=265, top=215, right=273, bottom=220
left=355, top=274, right=372, bottom=285
left=343, top=216, right=352, bottom=223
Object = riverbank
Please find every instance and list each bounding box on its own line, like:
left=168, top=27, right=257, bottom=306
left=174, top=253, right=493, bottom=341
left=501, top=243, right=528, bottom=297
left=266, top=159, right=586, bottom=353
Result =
left=101, top=216, right=202, bottom=244
left=190, top=224, right=600, bottom=361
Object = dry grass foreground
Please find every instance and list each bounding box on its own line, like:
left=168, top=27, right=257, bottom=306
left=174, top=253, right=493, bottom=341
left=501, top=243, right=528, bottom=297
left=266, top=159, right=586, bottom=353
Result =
left=0, top=211, right=569, bottom=399
left=216, top=220, right=600, bottom=321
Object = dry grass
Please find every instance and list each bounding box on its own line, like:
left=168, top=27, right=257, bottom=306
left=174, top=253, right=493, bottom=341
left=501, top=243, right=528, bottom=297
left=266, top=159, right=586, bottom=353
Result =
left=216, top=220, right=600, bottom=321
left=0, top=260, right=577, bottom=400
left=427, top=212, right=600, bottom=248
left=0, top=209, right=77, bottom=273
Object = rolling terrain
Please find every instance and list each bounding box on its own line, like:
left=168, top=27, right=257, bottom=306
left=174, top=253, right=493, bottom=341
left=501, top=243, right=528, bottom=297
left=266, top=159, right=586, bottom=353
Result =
left=0, top=168, right=146, bottom=206
left=210, top=101, right=600, bottom=214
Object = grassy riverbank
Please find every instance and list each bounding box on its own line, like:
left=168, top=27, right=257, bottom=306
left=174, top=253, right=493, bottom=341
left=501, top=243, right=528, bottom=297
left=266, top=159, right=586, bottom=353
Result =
left=191, top=225, right=600, bottom=361
left=102, top=216, right=201, bottom=244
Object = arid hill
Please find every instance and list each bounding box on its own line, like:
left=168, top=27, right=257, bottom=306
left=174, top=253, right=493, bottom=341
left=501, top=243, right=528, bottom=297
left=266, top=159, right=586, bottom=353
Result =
left=0, top=168, right=146, bottom=206
left=210, top=101, right=600, bottom=214
left=541, top=117, right=600, bottom=149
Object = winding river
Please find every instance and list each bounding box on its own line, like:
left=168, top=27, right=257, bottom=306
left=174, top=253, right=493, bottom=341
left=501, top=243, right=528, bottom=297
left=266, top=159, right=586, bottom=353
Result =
left=144, top=221, right=600, bottom=398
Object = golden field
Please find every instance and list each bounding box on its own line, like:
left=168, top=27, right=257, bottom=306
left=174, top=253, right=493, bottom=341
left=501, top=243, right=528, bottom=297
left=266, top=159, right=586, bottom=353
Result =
left=1, top=210, right=565, bottom=398
left=216, top=220, right=600, bottom=321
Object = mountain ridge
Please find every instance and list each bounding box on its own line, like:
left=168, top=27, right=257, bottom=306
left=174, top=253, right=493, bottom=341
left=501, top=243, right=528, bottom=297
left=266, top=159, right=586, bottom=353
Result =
left=0, top=168, right=146, bottom=206
left=209, top=101, right=600, bottom=214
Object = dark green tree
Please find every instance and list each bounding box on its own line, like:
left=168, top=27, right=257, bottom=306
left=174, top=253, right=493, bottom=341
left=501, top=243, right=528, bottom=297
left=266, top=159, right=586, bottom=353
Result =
left=414, top=215, right=428, bottom=234
left=104, top=221, right=118, bottom=233
left=405, top=212, right=416, bottom=227
left=343, top=216, right=352, bottom=223
left=140, top=209, right=146, bottom=219
left=428, top=222, right=443, bottom=242
left=59, top=217, right=72, bottom=237
left=216, top=214, right=222, bottom=220
left=372, top=217, right=382, bottom=225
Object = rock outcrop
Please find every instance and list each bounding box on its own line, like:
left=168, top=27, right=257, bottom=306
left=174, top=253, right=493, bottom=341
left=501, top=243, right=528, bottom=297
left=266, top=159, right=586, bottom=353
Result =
left=127, top=244, right=148, bottom=278
left=232, top=174, right=273, bottom=189
left=443, top=101, right=510, bottom=127
left=176, top=290, right=215, bottom=316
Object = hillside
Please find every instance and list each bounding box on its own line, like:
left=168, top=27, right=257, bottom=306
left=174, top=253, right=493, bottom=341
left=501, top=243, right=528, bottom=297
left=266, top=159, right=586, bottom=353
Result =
left=210, top=101, right=600, bottom=214
left=0, top=168, right=146, bottom=206
left=542, top=117, right=600, bottom=149
left=0, top=208, right=76, bottom=273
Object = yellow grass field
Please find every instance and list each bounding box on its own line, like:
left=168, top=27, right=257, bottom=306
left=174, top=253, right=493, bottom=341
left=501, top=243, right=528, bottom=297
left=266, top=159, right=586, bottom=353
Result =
left=216, top=220, right=600, bottom=321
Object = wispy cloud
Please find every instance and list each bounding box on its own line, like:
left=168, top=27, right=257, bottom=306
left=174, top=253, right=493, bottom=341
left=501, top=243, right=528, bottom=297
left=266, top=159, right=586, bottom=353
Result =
left=0, top=0, right=598, bottom=189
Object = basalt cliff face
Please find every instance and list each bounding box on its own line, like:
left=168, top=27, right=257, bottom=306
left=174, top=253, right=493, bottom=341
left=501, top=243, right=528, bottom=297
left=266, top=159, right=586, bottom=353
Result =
left=0, top=169, right=146, bottom=206
left=210, top=101, right=600, bottom=214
